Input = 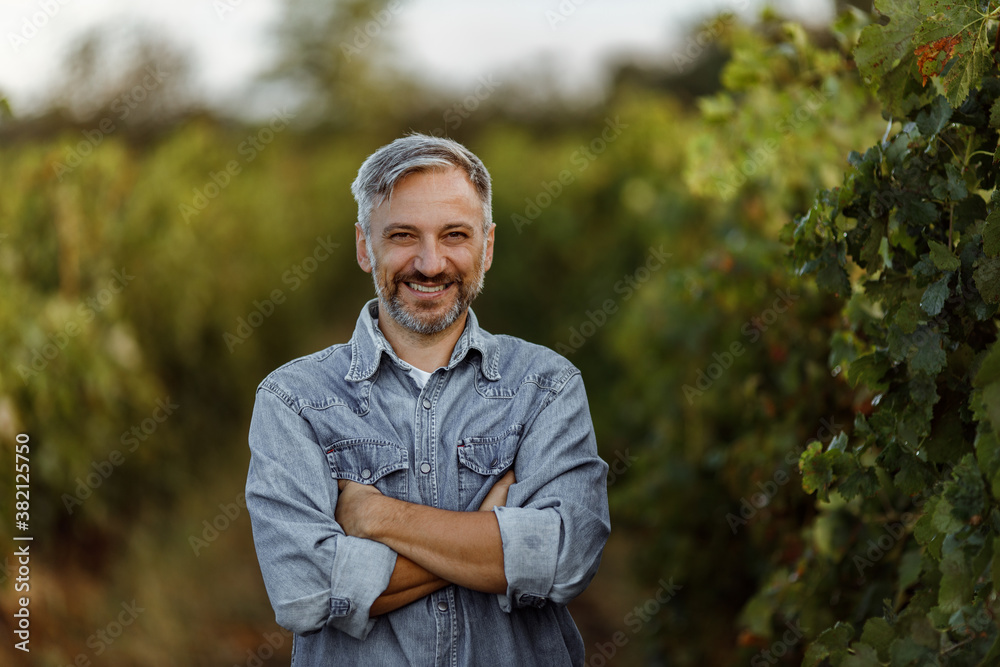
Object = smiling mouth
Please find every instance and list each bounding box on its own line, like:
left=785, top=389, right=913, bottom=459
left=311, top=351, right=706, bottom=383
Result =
left=406, top=282, right=451, bottom=293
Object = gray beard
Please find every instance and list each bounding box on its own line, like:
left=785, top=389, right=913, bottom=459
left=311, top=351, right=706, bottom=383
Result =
left=368, top=240, right=487, bottom=335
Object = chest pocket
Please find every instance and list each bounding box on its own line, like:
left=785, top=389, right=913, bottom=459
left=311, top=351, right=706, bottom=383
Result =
left=456, top=424, right=522, bottom=510
left=326, top=439, right=408, bottom=499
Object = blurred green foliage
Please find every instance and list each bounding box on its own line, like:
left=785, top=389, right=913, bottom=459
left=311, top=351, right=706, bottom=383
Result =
left=0, top=5, right=942, bottom=666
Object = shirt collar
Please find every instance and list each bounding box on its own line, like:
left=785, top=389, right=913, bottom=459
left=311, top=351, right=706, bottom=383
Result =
left=346, top=298, right=501, bottom=382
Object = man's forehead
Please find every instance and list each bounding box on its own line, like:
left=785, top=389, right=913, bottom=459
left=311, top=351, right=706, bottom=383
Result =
left=373, top=169, right=480, bottom=221
left=391, top=165, right=476, bottom=193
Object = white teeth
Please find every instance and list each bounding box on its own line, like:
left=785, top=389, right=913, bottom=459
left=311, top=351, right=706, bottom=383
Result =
left=408, top=283, right=447, bottom=293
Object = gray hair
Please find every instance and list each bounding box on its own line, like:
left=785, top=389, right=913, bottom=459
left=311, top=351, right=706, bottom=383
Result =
left=351, top=133, right=493, bottom=238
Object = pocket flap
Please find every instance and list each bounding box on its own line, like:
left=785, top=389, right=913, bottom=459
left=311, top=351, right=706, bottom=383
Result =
left=326, top=439, right=407, bottom=484
left=457, top=425, right=522, bottom=475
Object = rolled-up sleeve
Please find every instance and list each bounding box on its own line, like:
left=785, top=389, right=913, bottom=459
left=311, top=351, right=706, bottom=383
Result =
left=493, top=372, right=610, bottom=612
left=246, top=387, right=397, bottom=639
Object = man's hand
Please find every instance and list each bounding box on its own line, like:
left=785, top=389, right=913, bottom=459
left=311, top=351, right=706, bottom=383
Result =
left=335, top=479, right=384, bottom=539
left=479, top=469, right=515, bottom=511
left=338, top=470, right=515, bottom=538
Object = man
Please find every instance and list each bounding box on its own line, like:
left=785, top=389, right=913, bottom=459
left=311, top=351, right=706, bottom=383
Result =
left=246, top=134, right=610, bottom=666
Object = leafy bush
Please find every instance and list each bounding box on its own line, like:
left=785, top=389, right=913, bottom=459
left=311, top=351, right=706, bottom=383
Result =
left=761, top=3, right=1000, bottom=665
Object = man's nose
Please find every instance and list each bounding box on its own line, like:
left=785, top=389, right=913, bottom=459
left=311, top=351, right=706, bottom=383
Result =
left=414, top=240, right=448, bottom=277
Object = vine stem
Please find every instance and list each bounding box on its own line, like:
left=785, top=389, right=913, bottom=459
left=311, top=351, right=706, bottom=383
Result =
left=941, top=636, right=977, bottom=656
left=949, top=202, right=955, bottom=250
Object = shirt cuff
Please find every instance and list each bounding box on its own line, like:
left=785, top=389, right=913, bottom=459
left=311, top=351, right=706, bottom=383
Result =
left=327, top=535, right=397, bottom=639
left=492, top=505, right=560, bottom=613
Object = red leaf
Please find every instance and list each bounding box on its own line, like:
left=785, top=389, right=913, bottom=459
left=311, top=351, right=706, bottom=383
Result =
left=914, top=35, right=963, bottom=86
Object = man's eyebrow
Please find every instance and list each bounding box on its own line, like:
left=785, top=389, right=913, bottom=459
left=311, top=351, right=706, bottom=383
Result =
left=382, top=223, right=419, bottom=235
left=381, top=222, right=476, bottom=235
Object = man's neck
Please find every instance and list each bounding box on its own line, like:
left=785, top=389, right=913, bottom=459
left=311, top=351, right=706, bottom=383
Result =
left=376, top=307, right=468, bottom=373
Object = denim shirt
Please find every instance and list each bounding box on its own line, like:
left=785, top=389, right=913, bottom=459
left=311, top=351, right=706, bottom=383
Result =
left=246, top=299, right=610, bottom=666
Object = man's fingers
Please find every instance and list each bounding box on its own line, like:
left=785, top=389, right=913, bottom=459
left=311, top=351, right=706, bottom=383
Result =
left=478, top=469, right=516, bottom=511
left=338, top=478, right=383, bottom=497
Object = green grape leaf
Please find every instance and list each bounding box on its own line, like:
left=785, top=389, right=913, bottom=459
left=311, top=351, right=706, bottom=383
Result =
left=889, top=636, right=936, bottom=665
left=930, top=163, right=968, bottom=201
left=954, top=194, right=987, bottom=234
left=800, top=441, right=834, bottom=500
left=915, top=0, right=996, bottom=108
left=804, top=622, right=855, bottom=666
left=861, top=617, right=895, bottom=662
left=915, top=95, right=952, bottom=139
left=919, top=274, right=949, bottom=316
left=897, top=198, right=938, bottom=227
left=839, top=468, right=881, bottom=500
left=909, top=328, right=947, bottom=375
left=815, top=247, right=852, bottom=295
left=928, top=240, right=960, bottom=271
left=922, top=411, right=967, bottom=464
left=843, top=642, right=880, bottom=667
left=976, top=341, right=1000, bottom=389
left=938, top=547, right=972, bottom=613
left=984, top=209, right=1000, bottom=257
left=898, top=549, right=923, bottom=592
left=860, top=220, right=886, bottom=270
left=914, top=509, right=939, bottom=546
left=855, top=0, right=924, bottom=109
left=942, top=454, right=985, bottom=521
left=979, top=429, right=1000, bottom=497
left=894, top=455, right=935, bottom=496
left=894, top=301, right=921, bottom=334
left=848, top=353, right=890, bottom=390
left=974, top=256, right=1000, bottom=304
left=932, top=496, right=965, bottom=534
left=983, top=383, right=1000, bottom=433
left=990, top=97, right=1000, bottom=128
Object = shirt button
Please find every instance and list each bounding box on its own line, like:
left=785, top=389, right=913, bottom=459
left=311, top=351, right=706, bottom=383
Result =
left=360, top=469, right=372, bottom=480
left=437, top=601, right=448, bottom=612
left=422, top=398, right=432, bottom=410
left=420, top=462, right=431, bottom=474
left=490, top=458, right=499, bottom=468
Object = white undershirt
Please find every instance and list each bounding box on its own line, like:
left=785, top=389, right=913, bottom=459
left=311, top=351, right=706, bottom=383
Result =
left=374, top=315, right=435, bottom=389
left=406, top=365, right=432, bottom=389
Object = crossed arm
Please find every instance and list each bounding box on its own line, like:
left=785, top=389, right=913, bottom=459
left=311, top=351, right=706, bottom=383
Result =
left=335, top=470, right=515, bottom=616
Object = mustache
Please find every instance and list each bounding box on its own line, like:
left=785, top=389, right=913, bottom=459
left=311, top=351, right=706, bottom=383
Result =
left=394, top=272, right=463, bottom=286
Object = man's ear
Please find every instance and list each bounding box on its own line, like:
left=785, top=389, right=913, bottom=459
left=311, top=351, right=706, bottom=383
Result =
left=356, top=224, right=373, bottom=273
left=482, top=224, right=495, bottom=272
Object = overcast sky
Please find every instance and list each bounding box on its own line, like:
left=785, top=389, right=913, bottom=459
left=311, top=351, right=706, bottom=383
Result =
left=0, top=0, right=833, bottom=119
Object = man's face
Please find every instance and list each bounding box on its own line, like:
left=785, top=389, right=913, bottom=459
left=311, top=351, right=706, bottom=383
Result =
left=356, top=167, right=494, bottom=336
